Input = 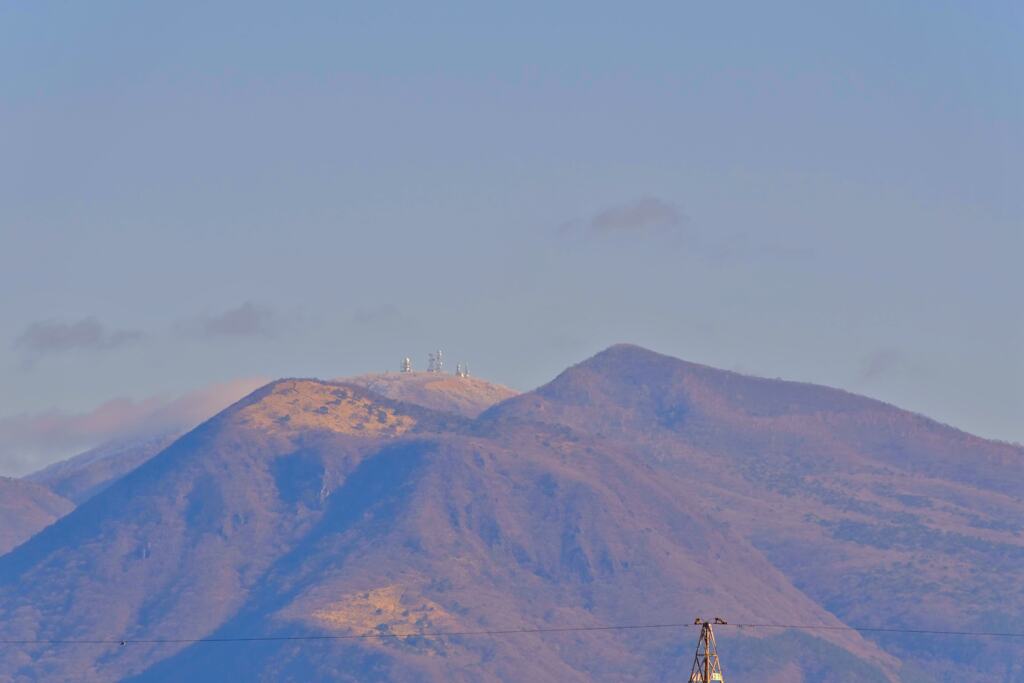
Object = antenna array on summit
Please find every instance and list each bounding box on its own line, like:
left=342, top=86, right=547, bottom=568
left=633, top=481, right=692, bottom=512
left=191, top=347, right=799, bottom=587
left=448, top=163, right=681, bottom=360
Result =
left=399, top=350, right=470, bottom=378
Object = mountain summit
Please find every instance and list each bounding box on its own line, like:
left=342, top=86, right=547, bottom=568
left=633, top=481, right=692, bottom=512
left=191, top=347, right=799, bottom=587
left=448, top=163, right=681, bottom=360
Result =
left=344, top=372, right=517, bottom=418
left=0, top=346, right=1020, bottom=681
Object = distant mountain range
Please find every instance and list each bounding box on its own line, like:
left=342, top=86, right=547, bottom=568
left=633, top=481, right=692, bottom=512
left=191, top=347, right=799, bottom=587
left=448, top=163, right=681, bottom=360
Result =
left=0, top=345, right=1021, bottom=681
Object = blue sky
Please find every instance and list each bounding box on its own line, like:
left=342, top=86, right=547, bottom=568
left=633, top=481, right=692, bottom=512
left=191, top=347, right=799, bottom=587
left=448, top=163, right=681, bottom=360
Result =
left=1, top=2, right=1021, bottom=474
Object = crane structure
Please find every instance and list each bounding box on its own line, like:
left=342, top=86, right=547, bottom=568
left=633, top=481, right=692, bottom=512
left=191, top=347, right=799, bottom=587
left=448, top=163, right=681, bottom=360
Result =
left=688, top=617, right=726, bottom=682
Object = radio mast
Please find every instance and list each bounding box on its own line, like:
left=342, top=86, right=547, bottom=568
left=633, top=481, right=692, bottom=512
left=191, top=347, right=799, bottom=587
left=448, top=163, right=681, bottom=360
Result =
left=427, top=350, right=444, bottom=373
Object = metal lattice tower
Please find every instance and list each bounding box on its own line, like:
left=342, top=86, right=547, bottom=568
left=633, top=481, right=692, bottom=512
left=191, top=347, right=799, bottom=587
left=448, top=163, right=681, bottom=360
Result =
left=427, top=350, right=444, bottom=373
left=689, top=618, right=726, bottom=682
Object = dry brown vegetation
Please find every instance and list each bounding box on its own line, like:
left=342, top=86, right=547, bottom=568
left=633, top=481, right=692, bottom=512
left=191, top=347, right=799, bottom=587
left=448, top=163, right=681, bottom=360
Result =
left=0, top=345, right=1020, bottom=681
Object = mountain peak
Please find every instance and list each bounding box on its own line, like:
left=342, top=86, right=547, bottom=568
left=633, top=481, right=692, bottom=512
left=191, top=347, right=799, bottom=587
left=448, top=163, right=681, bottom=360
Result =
left=342, top=371, right=517, bottom=418
left=583, top=343, right=677, bottom=365
left=2, top=349, right=1022, bottom=680
left=226, top=379, right=418, bottom=437
left=545, top=343, right=879, bottom=418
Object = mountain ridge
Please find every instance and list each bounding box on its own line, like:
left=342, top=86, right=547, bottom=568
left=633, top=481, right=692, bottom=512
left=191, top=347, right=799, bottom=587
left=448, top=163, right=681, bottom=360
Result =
left=0, top=477, right=73, bottom=556
left=0, top=345, right=1021, bottom=680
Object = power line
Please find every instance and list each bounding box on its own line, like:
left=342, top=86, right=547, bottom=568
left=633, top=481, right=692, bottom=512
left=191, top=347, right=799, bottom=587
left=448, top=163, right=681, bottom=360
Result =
left=1, top=622, right=699, bottom=646
left=5, top=620, right=1024, bottom=647
left=730, top=622, right=1024, bottom=639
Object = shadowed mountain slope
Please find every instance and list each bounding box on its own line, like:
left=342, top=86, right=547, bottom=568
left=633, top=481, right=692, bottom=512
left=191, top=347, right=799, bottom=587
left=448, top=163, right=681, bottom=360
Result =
left=483, top=344, right=1024, bottom=680
left=0, top=379, right=467, bottom=681
left=128, top=431, right=895, bottom=682
left=0, top=478, right=73, bottom=556
left=3, top=373, right=514, bottom=564
left=0, top=348, right=1021, bottom=681
left=26, top=433, right=179, bottom=505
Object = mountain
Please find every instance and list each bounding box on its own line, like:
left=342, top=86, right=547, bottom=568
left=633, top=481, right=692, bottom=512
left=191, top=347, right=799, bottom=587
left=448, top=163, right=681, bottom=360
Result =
left=5, top=374, right=512, bottom=558
left=0, top=477, right=73, bottom=555
left=0, top=347, right=1021, bottom=681
left=26, top=433, right=180, bottom=505
left=343, top=372, right=518, bottom=417
left=485, top=345, right=1024, bottom=680
left=22, top=373, right=513, bottom=507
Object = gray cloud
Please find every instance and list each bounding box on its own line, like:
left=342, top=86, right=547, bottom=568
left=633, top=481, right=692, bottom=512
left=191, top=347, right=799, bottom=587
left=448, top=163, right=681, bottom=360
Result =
left=589, top=197, right=686, bottom=234
left=350, top=304, right=417, bottom=338
left=14, top=317, right=143, bottom=355
left=195, top=302, right=276, bottom=338
left=352, top=304, right=403, bottom=326
left=0, top=377, right=267, bottom=477
left=561, top=197, right=812, bottom=264
left=559, top=196, right=689, bottom=244
left=862, top=349, right=902, bottom=380
left=860, top=348, right=926, bottom=381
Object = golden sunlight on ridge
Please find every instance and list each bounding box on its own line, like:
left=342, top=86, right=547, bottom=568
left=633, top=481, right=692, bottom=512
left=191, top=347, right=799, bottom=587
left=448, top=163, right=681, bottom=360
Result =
left=232, top=380, right=416, bottom=436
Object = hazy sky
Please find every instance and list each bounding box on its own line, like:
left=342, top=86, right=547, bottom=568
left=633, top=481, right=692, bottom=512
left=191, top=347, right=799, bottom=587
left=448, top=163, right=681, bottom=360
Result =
left=2, top=2, right=1021, bottom=474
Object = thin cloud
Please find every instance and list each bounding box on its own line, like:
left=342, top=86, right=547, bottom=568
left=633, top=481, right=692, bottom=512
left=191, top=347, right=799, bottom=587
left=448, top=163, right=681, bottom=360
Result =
left=860, top=348, right=925, bottom=381
left=352, top=304, right=403, bottom=326
left=560, top=197, right=808, bottom=261
left=0, top=377, right=267, bottom=477
left=589, top=197, right=686, bottom=234
left=193, top=302, right=277, bottom=338
left=14, top=317, right=143, bottom=355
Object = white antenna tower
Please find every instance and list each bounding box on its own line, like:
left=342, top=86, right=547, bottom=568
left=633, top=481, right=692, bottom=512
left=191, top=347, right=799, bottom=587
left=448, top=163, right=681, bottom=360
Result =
left=427, top=350, right=444, bottom=373
left=456, top=363, right=470, bottom=378
left=401, top=357, right=412, bottom=373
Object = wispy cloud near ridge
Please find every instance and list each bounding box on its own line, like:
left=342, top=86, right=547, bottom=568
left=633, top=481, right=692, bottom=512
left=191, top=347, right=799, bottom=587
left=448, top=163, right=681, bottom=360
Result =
left=0, top=377, right=267, bottom=476
left=859, top=348, right=925, bottom=382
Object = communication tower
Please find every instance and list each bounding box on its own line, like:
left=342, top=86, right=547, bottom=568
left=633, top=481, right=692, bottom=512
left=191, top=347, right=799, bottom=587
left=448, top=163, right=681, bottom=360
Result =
left=401, top=357, right=412, bottom=373
left=689, top=618, right=726, bottom=682
left=427, top=350, right=444, bottom=373
left=455, top=363, right=470, bottom=378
